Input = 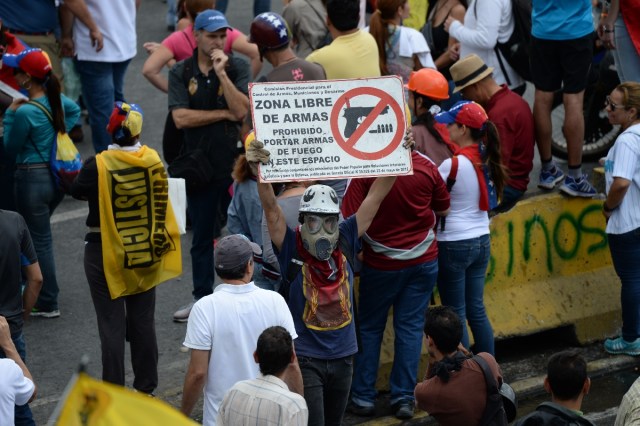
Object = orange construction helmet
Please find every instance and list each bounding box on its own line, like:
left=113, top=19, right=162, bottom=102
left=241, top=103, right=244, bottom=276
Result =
left=405, top=68, right=450, bottom=100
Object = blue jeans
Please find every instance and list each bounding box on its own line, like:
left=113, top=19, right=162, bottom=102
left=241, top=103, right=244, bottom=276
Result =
left=608, top=228, right=640, bottom=341
left=15, top=168, right=64, bottom=311
left=187, top=179, right=232, bottom=300
left=215, top=0, right=271, bottom=16
left=351, top=260, right=438, bottom=407
left=166, top=0, right=176, bottom=27
left=75, top=59, right=131, bottom=153
left=437, top=234, right=494, bottom=354
left=613, top=15, right=640, bottom=83
left=299, top=355, right=353, bottom=426
left=0, top=333, right=35, bottom=426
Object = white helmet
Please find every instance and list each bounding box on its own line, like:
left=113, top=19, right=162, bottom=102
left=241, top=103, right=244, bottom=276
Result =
left=299, top=184, right=340, bottom=214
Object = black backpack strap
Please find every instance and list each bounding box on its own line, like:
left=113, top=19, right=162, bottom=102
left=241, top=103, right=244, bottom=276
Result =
left=473, top=355, right=507, bottom=426
left=494, top=45, right=512, bottom=87
left=439, top=156, right=459, bottom=232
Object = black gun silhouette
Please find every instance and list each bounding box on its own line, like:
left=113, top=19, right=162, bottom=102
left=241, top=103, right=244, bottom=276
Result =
left=343, top=105, right=390, bottom=138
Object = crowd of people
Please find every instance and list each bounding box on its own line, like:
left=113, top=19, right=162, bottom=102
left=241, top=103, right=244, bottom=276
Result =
left=1, top=0, right=640, bottom=425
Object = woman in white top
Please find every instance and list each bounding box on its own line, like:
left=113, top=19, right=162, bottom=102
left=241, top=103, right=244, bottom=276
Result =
left=602, top=82, right=640, bottom=356
left=444, top=0, right=524, bottom=93
left=368, top=0, right=436, bottom=87
left=434, top=100, right=507, bottom=355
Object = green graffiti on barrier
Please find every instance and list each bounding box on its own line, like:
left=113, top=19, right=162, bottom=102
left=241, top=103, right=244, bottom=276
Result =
left=523, top=214, right=553, bottom=272
left=487, top=203, right=608, bottom=282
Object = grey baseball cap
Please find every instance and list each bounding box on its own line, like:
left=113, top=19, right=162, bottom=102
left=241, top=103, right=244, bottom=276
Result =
left=214, top=234, right=261, bottom=270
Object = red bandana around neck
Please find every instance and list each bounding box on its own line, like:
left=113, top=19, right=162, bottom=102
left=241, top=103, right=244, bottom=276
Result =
left=455, top=144, right=489, bottom=211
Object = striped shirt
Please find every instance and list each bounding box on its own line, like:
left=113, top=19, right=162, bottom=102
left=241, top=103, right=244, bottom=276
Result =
left=217, top=375, right=308, bottom=426
left=615, top=376, right=640, bottom=426
left=605, top=124, right=640, bottom=234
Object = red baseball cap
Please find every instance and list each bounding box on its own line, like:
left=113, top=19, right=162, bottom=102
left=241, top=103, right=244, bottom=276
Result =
left=434, top=100, right=488, bottom=130
left=2, top=48, right=52, bottom=79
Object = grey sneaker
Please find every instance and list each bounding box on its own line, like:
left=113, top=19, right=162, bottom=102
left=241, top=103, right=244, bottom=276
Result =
left=173, top=302, right=195, bottom=323
left=30, top=308, right=60, bottom=318
left=391, top=401, right=414, bottom=420
left=559, top=175, right=597, bottom=198
left=538, top=167, right=565, bottom=190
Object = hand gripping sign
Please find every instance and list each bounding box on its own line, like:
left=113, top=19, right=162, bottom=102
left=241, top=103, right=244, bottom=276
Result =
left=249, top=76, right=413, bottom=182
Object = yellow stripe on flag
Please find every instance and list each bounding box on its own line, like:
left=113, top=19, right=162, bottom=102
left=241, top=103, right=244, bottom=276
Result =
left=55, top=373, right=197, bottom=425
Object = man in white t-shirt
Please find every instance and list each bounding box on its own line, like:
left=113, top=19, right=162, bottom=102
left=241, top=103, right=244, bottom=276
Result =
left=180, top=234, right=297, bottom=426
left=61, top=0, right=139, bottom=153
left=0, top=316, right=36, bottom=426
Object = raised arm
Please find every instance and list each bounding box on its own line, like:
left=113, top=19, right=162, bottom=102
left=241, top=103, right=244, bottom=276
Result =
left=247, top=141, right=288, bottom=251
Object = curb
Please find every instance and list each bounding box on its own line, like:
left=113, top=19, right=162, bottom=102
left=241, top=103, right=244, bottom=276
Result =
left=353, top=354, right=638, bottom=426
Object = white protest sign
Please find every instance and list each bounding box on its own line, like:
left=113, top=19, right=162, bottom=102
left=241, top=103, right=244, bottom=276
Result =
left=249, top=76, right=413, bottom=182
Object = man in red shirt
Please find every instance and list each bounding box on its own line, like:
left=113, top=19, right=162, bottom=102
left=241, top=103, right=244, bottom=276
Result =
left=450, top=54, right=535, bottom=214
left=342, top=150, right=450, bottom=419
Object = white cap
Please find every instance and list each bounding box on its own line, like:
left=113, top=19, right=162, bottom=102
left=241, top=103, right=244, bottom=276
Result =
left=299, top=184, right=340, bottom=214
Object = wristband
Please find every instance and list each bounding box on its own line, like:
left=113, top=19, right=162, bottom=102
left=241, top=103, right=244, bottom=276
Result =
left=603, top=202, right=617, bottom=213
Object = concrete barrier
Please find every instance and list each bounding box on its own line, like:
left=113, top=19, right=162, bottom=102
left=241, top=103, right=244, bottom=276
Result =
left=373, top=193, right=620, bottom=389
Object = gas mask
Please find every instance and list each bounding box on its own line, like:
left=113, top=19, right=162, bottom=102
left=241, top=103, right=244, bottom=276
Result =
left=300, top=214, right=339, bottom=261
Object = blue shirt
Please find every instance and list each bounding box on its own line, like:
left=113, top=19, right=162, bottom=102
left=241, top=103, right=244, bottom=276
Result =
left=277, top=215, right=359, bottom=359
left=3, top=95, right=81, bottom=164
left=0, top=0, right=58, bottom=33
left=532, top=0, right=594, bottom=40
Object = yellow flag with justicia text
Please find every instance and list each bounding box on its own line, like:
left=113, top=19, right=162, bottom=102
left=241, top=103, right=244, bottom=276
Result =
left=95, top=146, right=182, bottom=299
left=53, top=373, right=197, bottom=425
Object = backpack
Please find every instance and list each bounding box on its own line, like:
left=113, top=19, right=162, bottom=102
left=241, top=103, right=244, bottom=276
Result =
left=474, top=0, right=533, bottom=83
left=27, top=101, right=82, bottom=194
left=473, top=355, right=509, bottom=426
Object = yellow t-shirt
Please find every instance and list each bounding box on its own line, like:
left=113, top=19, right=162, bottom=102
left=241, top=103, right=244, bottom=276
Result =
left=306, top=30, right=381, bottom=79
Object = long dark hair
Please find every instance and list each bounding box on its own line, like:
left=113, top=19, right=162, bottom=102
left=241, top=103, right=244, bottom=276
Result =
left=469, top=121, right=507, bottom=198
left=412, top=94, right=448, bottom=147
left=369, top=0, right=406, bottom=76
left=34, top=72, right=66, bottom=134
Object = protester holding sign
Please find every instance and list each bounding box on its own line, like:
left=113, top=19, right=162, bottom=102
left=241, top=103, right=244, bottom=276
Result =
left=247, top=134, right=412, bottom=426
left=70, top=102, right=182, bottom=394
left=342, top=134, right=450, bottom=420
left=434, top=100, right=507, bottom=355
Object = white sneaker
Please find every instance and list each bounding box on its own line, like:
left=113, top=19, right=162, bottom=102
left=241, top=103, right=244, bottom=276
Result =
left=173, top=302, right=195, bottom=323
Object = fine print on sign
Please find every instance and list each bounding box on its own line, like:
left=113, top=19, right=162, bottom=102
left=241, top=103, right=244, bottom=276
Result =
left=249, top=76, right=413, bottom=182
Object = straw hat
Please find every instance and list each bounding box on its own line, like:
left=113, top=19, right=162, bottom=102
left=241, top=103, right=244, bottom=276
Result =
left=450, top=54, right=494, bottom=93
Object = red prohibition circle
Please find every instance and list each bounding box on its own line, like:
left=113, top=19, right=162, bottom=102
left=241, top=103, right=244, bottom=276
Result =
left=330, top=86, right=405, bottom=161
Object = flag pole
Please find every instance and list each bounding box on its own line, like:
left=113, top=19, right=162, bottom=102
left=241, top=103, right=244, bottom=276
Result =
left=45, top=355, right=90, bottom=426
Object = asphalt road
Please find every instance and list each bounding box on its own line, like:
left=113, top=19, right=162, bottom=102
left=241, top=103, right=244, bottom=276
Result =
left=28, top=0, right=281, bottom=423
left=26, top=0, right=605, bottom=423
